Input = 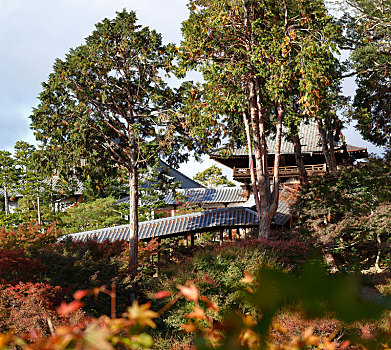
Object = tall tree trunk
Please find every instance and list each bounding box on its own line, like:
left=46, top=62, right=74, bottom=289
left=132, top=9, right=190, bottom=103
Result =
left=290, top=123, right=308, bottom=184
left=243, top=111, right=261, bottom=219
left=242, top=1, right=271, bottom=238
left=37, top=196, right=42, bottom=225
left=248, top=77, right=268, bottom=238
left=317, top=120, right=333, bottom=172
left=265, top=101, right=284, bottom=237
left=328, top=130, right=337, bottom=171
left=128, top=161, right=139, bottom=271
left=4, top=186, right=9, bottom=215
left=255, top=78, right=273, bottom=238
left=375, top=232, right=382, bottom=273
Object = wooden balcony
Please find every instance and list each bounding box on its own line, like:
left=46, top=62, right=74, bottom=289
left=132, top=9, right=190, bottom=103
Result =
left=233, top=164, right=327, bottom=180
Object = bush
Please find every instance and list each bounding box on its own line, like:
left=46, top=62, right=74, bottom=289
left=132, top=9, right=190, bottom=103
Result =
left=28, top=239, right=130, bottom=317
left=0, top=249, right=46, bottom=284
left=292, top=159, right=391, bottom=271
left=0, top=282, right=81, bottom=336
left=141, top=239, right=311, bottom=339
left=0, top=222, right=58, bottom=251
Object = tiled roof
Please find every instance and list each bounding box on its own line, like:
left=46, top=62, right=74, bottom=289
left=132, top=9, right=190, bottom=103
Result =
left=159, top=160, right=204, bottom=189
left=273, top=189, right=291, bottom=226
left=346, top=144, right=368, bottom=152
left=165, top=187, right=245, bottom=204
left=61, top=207, right=260, bottom=243
left=118, top=187, right=246, bottom=206
left=212, top=120, right=344, bottom=157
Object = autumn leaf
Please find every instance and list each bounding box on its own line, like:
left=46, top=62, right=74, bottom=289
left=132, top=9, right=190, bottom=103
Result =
left=83, top=322, right=113, bottom=350
left=73, top=289, right=89, bottom=301
left=57, top=300, right=84, bottom=316
left=181, top=320, right=197, bottom=333
left=200, top=296, right=219, bottom=312
left=153, top=290, right=172, bottom=299
left=177, top=281, right=199, bottom=302
left=126, top=301, right=159, bottom=329
left=0, top=333, right=13, bottom=348
left=186, top=306, right=206, bottom=320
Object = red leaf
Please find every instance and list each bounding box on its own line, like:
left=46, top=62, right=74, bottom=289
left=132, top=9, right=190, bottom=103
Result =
left=57, top=300, right=84, bottom=316
left=153, top=291, right=172, bottom=299
left=73, top=289, right=89, bottom=301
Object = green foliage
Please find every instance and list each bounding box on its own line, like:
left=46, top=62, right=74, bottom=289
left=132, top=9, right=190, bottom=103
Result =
left=30, top=9, right=186, bottom=180
left=293, top=159, right=391, bottom=270
left=0, top=150, right=18, bottom=216
left=0, top=212, right=20, bottom=229
left=59, top=197, right=126, bottom=234
left=30, top=10, right=189, bottom=265
left=193, top=166, right=235, bottom=188
left=142, top=239, right=312, bottom=338
left=344, top=0, right=391, bottom=147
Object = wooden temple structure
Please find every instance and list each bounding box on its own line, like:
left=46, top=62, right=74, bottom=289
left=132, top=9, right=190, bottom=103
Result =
left=210, top=121, right=368, bottom=186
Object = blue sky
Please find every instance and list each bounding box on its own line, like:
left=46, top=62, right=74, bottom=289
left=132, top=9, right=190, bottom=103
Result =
left=0, top=0, right=384, bottom=178
left=0, top=0, right=188, bottom=148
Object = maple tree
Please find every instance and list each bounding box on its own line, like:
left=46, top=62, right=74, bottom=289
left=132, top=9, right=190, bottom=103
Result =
left=293, top=158, right=391, bottom=272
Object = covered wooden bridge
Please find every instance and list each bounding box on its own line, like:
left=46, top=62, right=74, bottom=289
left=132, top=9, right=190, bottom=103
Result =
left=62, top=204, right=290, bottom=244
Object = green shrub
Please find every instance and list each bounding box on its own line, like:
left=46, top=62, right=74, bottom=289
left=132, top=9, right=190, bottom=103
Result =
left=142, top=240, right=288, bottom=340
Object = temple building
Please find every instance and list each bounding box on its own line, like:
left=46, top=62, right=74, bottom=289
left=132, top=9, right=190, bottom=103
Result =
left=210, top=121, right=368, bottom=188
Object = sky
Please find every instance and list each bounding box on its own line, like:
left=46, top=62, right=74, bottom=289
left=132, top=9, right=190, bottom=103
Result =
left=0, top=0, right=384, bottom=179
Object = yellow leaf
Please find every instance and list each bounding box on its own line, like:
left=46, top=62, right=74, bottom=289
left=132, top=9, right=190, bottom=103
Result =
left=126, top=301, right=159, bottom=329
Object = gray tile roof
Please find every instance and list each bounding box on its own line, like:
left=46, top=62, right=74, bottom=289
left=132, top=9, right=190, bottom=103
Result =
left=273, top=189, right=291, bottom=226
left=159, top=160, right=204, bottom=189
left=61, top=207, right=260, bottom=243
left=118, top=187, right=246, bottom=206
left=212, top=120, right=344, bottom=156
left=165, top=187, right=246, bottom=205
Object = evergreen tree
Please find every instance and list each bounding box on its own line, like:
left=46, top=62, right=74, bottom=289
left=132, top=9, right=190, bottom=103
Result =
left=30, top=11, right=186, bottom=274
left=0, top=151, right=18, bottom=216
left=179, top=0, right=341, bottom=237
left=344, top=0, right=391, bottom=147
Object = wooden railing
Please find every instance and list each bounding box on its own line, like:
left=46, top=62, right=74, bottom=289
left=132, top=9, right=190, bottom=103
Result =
left=233, top=164, right=327, bottom=179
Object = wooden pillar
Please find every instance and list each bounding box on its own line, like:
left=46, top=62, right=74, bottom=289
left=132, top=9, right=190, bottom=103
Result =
left=191, top=234, right=195, bottom=246
left=220, top=229, right=224, bottom=245
left=229, top=229, right=232, bottom=241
